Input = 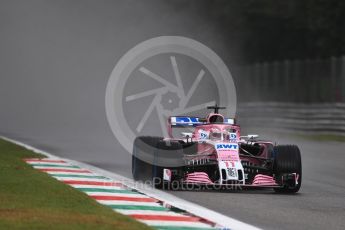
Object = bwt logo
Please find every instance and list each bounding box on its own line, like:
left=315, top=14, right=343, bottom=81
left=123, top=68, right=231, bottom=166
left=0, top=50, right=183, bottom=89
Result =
left=216, top=144, right=238, bottom=150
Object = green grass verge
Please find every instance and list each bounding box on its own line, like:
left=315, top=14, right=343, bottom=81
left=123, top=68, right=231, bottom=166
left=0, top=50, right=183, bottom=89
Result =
left=0, top=138, right=153, bottom=230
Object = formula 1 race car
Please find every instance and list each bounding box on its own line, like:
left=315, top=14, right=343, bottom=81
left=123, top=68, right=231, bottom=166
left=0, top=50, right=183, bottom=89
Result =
left=132, top=105, right=302, bottom=193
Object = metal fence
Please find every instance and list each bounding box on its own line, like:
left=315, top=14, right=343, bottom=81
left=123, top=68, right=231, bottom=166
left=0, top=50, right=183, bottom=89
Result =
left=232, top=56, right=345, bottom=135
left=233, top=56, right=345, bottom=103
left=237, top=102, right=345, bottom=136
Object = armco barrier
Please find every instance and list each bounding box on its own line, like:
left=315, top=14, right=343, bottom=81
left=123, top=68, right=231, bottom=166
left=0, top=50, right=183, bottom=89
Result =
left=237, top=102, right=345, bottom=135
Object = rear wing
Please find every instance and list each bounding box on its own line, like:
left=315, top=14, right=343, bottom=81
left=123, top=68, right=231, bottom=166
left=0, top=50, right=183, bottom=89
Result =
left=168, top=116, right=235, bottom=137
left=170, top=117, right=202, bottom=127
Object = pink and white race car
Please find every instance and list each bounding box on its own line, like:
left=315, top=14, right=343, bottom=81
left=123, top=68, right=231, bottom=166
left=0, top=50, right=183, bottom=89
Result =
left=132, top=105, right=302, bottom=193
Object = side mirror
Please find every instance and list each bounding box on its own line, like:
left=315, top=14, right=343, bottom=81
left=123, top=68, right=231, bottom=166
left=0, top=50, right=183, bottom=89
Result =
left=248, top=134, right=259, bottom=139
left=181, top=132, right=193, bottom=143
left=240, top=134, right=259, bottom=140
left=181, top=132, right=193, bottom=138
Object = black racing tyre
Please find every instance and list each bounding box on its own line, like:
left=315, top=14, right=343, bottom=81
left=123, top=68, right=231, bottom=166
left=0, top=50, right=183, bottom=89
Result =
left=273, top=145, right=302, bottom=193
left=151, top=162, right=164, bottom=189
left=152, top=140, right=184, bottom=189
left=132, top=136, right=163, bottom=181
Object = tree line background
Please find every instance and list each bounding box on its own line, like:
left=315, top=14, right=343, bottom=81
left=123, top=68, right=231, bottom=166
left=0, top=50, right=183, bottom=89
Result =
left=176, top=0, right=345, bottom=103
left=185, top=0, right=345, bottom=64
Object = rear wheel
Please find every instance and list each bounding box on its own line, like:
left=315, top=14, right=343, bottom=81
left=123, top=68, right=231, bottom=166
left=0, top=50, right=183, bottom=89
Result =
left=132, top=136, right=162, bottom=181
left=273, top=145, right=302, bottom=193
left=152, top=140, right=184, bottom=189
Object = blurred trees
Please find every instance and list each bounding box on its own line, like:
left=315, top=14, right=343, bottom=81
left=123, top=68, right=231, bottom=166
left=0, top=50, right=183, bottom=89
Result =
left=199, top=0, right=345, bottom=64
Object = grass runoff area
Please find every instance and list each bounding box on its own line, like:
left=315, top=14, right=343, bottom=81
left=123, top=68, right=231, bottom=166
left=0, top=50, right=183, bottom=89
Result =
left=0, top=138, right=153, bottom=230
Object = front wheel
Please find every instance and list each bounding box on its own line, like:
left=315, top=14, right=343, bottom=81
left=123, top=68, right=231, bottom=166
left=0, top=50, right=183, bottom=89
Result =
left=152, top=140, right=184, bottom=189
left=132, top=136, right=162, bottom=181
left=273, top=145, right=302, bottom=193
